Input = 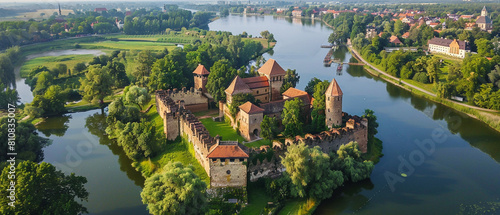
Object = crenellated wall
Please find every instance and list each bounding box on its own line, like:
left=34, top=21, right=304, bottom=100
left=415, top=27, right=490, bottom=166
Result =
left=248, top=115, right=369, bottom=182
left=160, top=87, right=209, bottom=112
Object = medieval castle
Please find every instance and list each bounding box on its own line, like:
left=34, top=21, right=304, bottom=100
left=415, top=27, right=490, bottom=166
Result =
left=155, top=59, right=368, bottom=188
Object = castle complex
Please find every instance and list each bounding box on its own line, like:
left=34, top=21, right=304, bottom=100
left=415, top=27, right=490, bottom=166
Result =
left=155, top=58, right=369, bottom=188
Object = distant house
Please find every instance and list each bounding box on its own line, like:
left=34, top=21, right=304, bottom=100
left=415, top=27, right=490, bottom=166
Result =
left=428, top=37, right=471, bottom=58
left=292, top=10, right=302, bottom=17
left=389, top=35, right=403, bottom=46
left=402, top=32, right=410, bottom=39
left=366, top=27, right=377, bottom=39
left=94, top=8, right=107, bottom=13
left=459, top=15, right=474, bottom=20
left=465, top=22, right=476, bottom=30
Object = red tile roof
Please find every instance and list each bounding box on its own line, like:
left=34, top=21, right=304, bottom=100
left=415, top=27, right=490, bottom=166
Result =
left=282, top=87, right=308, bottom=98
left=402, top=32, right=410, bottom=39
left=193, top=64, right=210, bottom=75
left=326, top=78, right=343, bottom=97
left=239, top=102, right=264, bottom=114
left=389, top=35, right=402, bottom=44
left=225, top=76, right=252, bottom=95
left=242, top=76, right=269, bottom=89
left=207, top=144, right=249, bottom=158
left=258, top=59, right=286, bottom=77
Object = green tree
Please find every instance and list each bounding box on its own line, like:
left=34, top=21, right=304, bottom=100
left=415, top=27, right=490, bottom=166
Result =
left=55, top=63, right=68, bottom=76
left=73, top=62, right=87, bottom=74
left=280, top=69, right=300, bottom=93
left=436, top=82, right=456, bottom=99
left=260, top=30, right=270, bottom=39
left=0, top=84, right=18, bottom=109
left=332, top=141, right=374, bottom=182
left=362, top=109, right=378, bottom=137
left=488, top=65, right=500, bottom=89
left=281, top=143, right=344, bottom=200
left=33, top=71, right=53, bottom=96
left=311, top=80, right=330, bottom=133
left=106, top=60, right=130, bottom=88
left=79, top=65, right=113, bottom=109
left=261, top=115, right=279, bottom=140
left=141, top=162, right=208, bottom=215
left=475, top=38, right=494, bottom=57
left=107, top=97, right=141, bottom=123
left=0, top=161, right=88, bottom=215
left=0, top=118, right=51, bottom=163
left=206, top=59, right=237, bottom=103
left=107, top=120, right=156, bottom=161
left=148, top=54, right=188, bottom=91
left=282, top=98, right=304, bottom=137
left=426, top=56, right=441, bottom=83
left=305, top=78, right=321, bottom=95
left=134, top=50, right=155, bottom=87
left=124, top=85, right=151, bottom=110
left=229, top=93, right=256, bottom=118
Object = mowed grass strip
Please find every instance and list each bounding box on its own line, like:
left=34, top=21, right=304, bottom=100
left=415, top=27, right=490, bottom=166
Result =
left=19, top=54, right=96, bottom=77
left=80, top=40, right=177, bottom=51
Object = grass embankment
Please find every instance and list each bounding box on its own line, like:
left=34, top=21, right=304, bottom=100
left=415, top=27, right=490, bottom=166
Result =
left=79, top=40, right=178, bottom=51
left=199, top=118, right=271, bottom=148
left=134, top=102, right=210, bottom=185
left=240, top=182, right=273, bottom=215
left=363, top=64, right=500, bottom=132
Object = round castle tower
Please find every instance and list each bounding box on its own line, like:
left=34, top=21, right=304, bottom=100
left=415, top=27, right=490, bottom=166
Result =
left=325, top=78, right=343, bottom=128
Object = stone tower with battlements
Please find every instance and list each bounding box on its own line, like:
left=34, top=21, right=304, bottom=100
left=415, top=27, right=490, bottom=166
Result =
left=325, top=78, right=343, bottom=128
left=193, top=64, right=210, bottom=93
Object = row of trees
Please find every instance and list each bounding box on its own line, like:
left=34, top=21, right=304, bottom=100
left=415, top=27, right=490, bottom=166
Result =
left=0, top=47, right=20, bottom=109
left=123, top=9, right=213, bottom=34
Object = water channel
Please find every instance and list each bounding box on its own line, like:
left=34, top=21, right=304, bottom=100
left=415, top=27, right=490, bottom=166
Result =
left=14, top=14, right=500, bottom=214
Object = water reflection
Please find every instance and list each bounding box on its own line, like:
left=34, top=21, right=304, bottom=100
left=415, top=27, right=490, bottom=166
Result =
left=84, top=113, right=145, bottom=187
left=36, top=115, right=70, bottom=137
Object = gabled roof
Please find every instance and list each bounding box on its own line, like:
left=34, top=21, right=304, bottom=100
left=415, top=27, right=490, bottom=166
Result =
left=283, top=87, right=312, bottom=105
left=225, top=76, right=252, bottom=95
left=476, top=16, right=492, bottom=24
left=207, top=143, right=249, bottom=158
left=402, top=32, right=410, bottom=38
left=258, top=59, right=286, bottom=77
left=193, top=64, right=210, bottom=75
left=325, top=78, right=343, bottom=97
left=239, top=102, right=264, bottom=114
left=389, top=35, right=402, bottom=44
left=428, top=37, right=470, bottom=50
left=282, top=87, right=308, bottom=98
left=242, top=76, right=269, bottom=89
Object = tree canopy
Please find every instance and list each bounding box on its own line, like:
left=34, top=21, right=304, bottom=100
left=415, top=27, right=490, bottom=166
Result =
left=141, top=162, right=208, bottom=215
left=79, top=65, right=113, bottom=107
left=0, top=161, right=88, bottom=215
left=282, top=98, right=304, bottom=137
left=281, top=143, right=344, bottom=200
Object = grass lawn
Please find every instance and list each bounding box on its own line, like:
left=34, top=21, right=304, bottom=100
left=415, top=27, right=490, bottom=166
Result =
left=135, top=104, right=210, bottom=185
left=244, top=139, right=271, bottom=148
left=79, top=40, right=178, bottom=51
left=278, top=198, right=316, bottom=215
left=20, top=54, right=96, bottom=77
left=200, top=118, right=245, bottom=142
left=243, top=38, right=276, bottom=49
left=403, top=78, right=436, bottom=94
left=240, top=182, right=273, bottom=215
left=105, top=33, right=200, bottom=44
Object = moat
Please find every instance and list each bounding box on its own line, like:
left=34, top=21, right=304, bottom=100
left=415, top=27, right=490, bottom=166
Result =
left=17, top=15, right=500, bottom=214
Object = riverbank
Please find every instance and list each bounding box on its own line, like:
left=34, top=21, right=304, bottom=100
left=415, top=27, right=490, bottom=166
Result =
left=349, top=46, right=500, bottom=132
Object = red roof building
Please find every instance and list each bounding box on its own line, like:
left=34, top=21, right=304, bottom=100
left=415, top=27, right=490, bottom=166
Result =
left=94, top=8, right=107, bottom=12
left=207, top=142, right=249, bottom=159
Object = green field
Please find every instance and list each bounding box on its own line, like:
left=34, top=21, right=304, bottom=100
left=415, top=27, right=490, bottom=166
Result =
left=105, top=34, right=199, bottom=44
left=199, top=118, right=271, bottom=148
left=134, top=103, right=210, bottom=185
left=79, top=40, right=177, bottom=51
left=20, top=54, right=96, bottom=77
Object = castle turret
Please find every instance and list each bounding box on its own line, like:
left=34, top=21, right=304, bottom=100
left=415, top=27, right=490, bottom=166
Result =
left=325, top=78, right=343, bottom=128
left=193, top=64, right=210, bottom=93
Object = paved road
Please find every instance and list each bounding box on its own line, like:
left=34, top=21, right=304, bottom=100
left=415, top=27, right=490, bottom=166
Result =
left=350, top=47, right=499, bottom=113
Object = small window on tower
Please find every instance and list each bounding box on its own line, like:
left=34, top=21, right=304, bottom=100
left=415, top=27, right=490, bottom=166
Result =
left=328, top=97, right=330, bottom=101
left=328, top=109, right=330, bottom=112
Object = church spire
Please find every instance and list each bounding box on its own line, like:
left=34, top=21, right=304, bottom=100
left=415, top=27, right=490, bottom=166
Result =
left=481, top=6, right=488, bottom=17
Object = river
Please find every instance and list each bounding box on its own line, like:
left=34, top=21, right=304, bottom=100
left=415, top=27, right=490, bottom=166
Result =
left=15, top=14, right=500, bottom=214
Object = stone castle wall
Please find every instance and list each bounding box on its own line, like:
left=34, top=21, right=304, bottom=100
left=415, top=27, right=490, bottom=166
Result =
left=161, top=87, right=209, bottom=112
left=209, top=150, right=248, bottom=187
left=248, top=115, right=368, bottom=182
